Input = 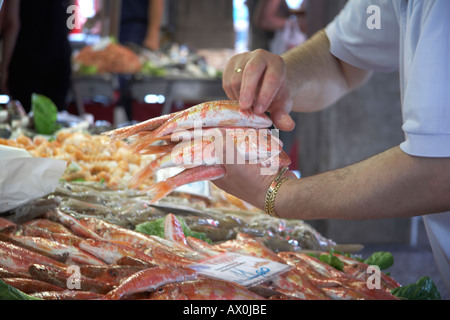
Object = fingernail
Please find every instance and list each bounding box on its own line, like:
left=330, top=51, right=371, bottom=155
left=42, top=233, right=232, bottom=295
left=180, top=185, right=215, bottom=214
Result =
left=280, top=114, right=296, bottom=130
left=239, top=98, right=250, bottom=109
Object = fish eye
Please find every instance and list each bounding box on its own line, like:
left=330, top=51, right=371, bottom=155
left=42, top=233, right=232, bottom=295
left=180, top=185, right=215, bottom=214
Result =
left=108, top=270, right=118, bottom=276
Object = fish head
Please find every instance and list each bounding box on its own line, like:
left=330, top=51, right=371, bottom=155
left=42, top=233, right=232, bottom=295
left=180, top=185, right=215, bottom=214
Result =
left=147, top=283, right=188, bottom=300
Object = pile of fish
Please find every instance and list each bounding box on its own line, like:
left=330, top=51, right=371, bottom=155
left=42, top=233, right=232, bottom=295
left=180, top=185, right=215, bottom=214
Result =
left=0, top=210, right=400, bottom=300
left=45, top=180, right=334, bottom=253
left=103, top=100, right=290, bottom=203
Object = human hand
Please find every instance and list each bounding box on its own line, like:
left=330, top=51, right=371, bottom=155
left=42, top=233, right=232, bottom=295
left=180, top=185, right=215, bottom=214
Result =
left=0, top=70, right=10, bottom=95
left=212, top=146, right=297, bottom=211
left=222, top=49, right=295, bottom=132
left=143, top=35, right=160, bottom=51
left=213, top=162, right=297, bottom=211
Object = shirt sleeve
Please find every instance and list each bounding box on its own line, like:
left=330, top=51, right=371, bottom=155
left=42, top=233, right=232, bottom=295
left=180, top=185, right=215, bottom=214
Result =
left=399, top=0, right=450, bottom=157
left=325, top=0, right=400, bottom=72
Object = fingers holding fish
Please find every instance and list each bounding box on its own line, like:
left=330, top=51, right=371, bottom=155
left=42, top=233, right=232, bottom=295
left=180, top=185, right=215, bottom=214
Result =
left=99, top=100, right=289, bottom=200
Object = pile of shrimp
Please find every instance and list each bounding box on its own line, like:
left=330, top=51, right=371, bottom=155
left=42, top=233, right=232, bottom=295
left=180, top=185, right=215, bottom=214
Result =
left=0, top=131, right=154, bottom=189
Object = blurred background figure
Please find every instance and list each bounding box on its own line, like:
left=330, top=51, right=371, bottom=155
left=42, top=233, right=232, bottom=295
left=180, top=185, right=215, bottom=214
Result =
left=0, top=0, right=72, bottom=112
left=119, top=0, right=165, bottom=51
left=117, top=0, right=165, bottom=121
left=247, top=0, right=307, bottom=52
left=247, top=0, right=290, bottom=51
left=170, top=0, right=235, bottom=50
left=83, top=0, right=165, bottom=121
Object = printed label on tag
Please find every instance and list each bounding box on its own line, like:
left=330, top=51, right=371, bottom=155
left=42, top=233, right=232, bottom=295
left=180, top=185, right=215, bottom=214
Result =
left=189, top=252, right=291, bottom=287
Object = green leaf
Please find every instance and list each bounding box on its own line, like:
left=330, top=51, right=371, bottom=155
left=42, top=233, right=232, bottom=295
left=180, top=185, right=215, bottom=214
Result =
left=364, top=251, right=394, bottom=270
left=136, top=217, right=165, bottom=238
left=31, top=93, right=61, bottom=135
left=141, top=61, right=167, bottom=77
left=79, top=64, right=98, bottom=75
left=0, top=279, right=41, bottom=300
left=391, top=276, right=441, bottom=300
left=136, top=215, right=212, bottom=244
left=319, top=249, right=344, bottom=271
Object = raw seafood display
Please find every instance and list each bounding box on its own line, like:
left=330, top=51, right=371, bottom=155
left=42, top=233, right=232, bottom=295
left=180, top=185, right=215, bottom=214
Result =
left=0, top=210, right=401, bottom=300
left=0, top=96, right=432, bottom=300
left=74, top=40, right=142, bottom=74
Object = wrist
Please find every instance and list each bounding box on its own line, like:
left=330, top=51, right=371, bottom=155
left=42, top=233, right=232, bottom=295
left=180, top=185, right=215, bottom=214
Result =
left=263, top=167, right=293, bottom=218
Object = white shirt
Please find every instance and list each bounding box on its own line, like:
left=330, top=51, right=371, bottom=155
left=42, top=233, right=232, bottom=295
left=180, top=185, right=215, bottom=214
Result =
left=325, top=0, right=450, bottom=158
left=325, top=0, right=450, bottom=293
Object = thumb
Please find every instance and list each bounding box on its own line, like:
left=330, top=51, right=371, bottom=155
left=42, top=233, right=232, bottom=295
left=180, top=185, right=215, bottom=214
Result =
left=271, top=110, right=296, bottom=132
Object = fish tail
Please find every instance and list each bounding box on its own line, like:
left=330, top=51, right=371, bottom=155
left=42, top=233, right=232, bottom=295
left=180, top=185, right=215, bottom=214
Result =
left=144, top=165, right=226, bottom=201
left=102, top=113, right=178, bottom=141
left=144, top=181, right=175, bottom=204
left=128, top=163, right=157, bottom=189
left=126, top=132, right=159, bottom=153
left=139, top=143, right=175, bottom=155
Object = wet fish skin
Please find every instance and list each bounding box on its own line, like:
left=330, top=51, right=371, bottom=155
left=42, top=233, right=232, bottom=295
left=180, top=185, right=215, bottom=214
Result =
left=144, top=246, right=197, bottom=268
left=143, top=165, right=226, bottom=204
left=0, top=266, right=31, bottom=279
left=151, top=100, right=273, bottom=138
left=23, top=218, right=73, bottom=234
left=79, top=238, right=159, bottom=266
left=30, top=290, right=105, bottom=300
left=164, top=213, right=188, bottom=247
left=148, top=279, right=265, bottom=300
left=185, top=236, right=225, bottom=257
left=105, top=266, right=197, bottom=300
left=0, top=218, right=15, bottom=230
left=215, top=233, right=285, bottom=263
left=79, top=265, right=148, bottom=285
left=28, top=264, right=115, bottom=294
left=47, top=210, right=103, bottom=240
left=2, top=277, right=65, bottom=294
left=78, top=216, right=162, bottom=250
left=0, top=233, right=70, bottom=263
left=102, top=112, right=178, bottom=141
left=0, top=240, right=67, bottom=272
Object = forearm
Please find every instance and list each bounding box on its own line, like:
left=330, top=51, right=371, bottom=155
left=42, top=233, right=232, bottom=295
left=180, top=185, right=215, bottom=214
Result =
left=274, top=147, right=450, bottom=220
left=0, top=0, right=20, bottom=76
left=282, top=30, right=371, bottom=112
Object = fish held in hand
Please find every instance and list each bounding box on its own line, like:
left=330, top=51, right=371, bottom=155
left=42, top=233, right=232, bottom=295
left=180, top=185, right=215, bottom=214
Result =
left=143, top=165, right=226, bottom=204
left=104, top=100, right=273, bottom=143
left=127, top=136, right=217, bottom=188
left=102, top=112, right=178, bottom=141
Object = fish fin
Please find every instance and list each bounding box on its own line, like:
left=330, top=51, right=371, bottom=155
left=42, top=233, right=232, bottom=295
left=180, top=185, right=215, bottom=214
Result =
left=128, top=164, right=156, bottom=189
left=143, top=181, right=174, bottom=204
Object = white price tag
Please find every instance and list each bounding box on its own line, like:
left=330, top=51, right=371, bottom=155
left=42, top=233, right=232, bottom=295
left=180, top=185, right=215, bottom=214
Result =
left=189, top=252, right=291, bottom=287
